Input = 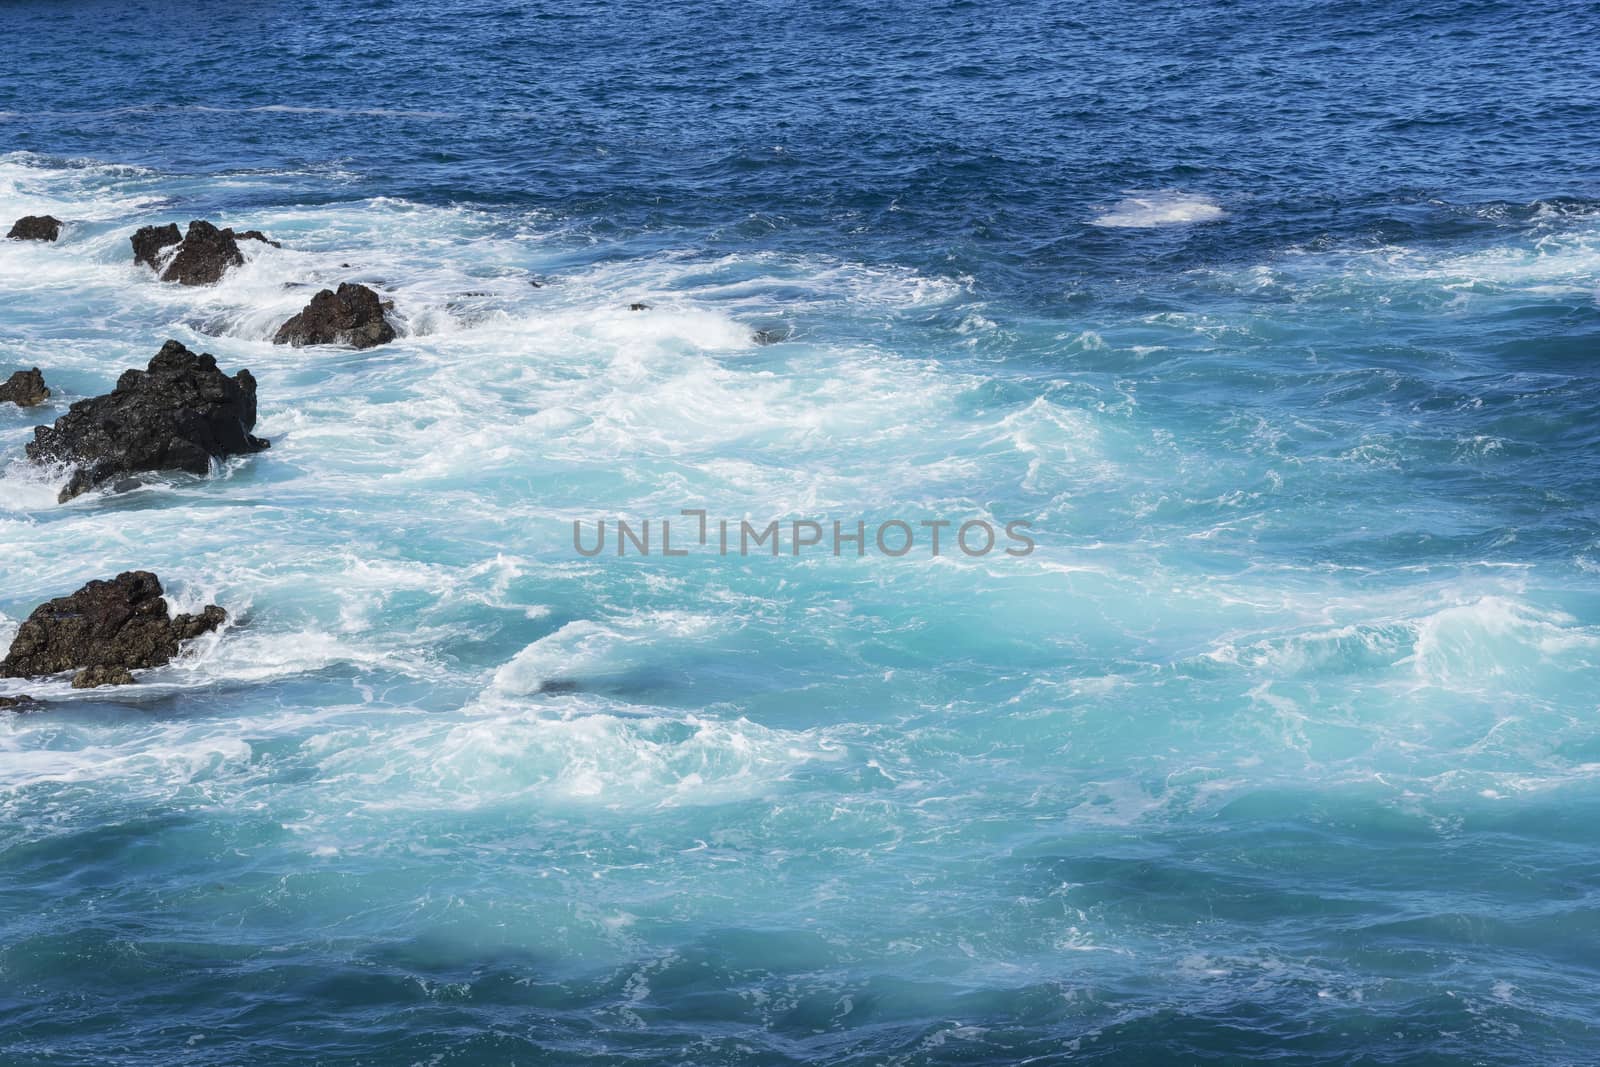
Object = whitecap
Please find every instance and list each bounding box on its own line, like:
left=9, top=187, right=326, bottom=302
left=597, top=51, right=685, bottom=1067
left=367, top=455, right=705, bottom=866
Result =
left=1091, top=191, right=1226, bottom=228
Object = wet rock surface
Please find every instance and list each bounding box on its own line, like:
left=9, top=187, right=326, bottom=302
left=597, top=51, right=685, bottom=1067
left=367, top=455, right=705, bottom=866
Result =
left=26, top=339, right=269, bottom=502
left=230, top=229, right=281, bottom=247
left=0, top=571, right=226, bottom=688
left=72, top=665, right=136, bottom=689
left=160, top=220, right=244, bottom=285
left=131, top=222, right=182, bottom=270
left=0, top=368, right=49, bottom=407
left=7, top=215, right=62, bottom=241
left=272, top=282, right=397, bottom=349
left=131, top=220, right=276, bottom=284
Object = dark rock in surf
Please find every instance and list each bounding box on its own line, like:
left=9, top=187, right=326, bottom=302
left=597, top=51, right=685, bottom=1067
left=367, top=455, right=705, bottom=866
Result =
left=0, top=694, right=39, bottom=710
left=0, top=571, right=227, bottom=688
left=72, top=665, right=136, bottom=689
left=26, top=339, right=269, bottom=502
left=132, top=220, right=276, bottom=285
left=272, top=282, right=396, bottom=349
left=230, top=229, right=281, bottom=248
left=161, top=220, right=244, bottom=285
left=131, top=222, right=182, bottom=270
left=7, top=215, right=62, bottom=241
left=171, top=605, right=228, bottom=641
left=629, top=302, right=651, bottom=311
left=0, top=368, right=49, bottom=407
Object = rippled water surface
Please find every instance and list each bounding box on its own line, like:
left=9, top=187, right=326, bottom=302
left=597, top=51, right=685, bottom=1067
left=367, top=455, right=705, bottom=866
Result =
left=2, top=1, right=1600, bottom=1063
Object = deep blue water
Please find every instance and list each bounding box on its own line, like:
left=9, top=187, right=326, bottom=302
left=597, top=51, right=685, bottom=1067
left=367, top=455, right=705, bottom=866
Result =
left=3, top=1, right=1600, bottom=1063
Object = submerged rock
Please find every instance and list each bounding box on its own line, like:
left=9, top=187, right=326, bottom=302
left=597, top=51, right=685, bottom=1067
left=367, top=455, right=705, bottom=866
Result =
left=272, top=282, right=396, bottom=349
left=0, top=368, right=49, bottom=407
left=131, top=222, right=182, bottom=270
left=27, top=339, right=269, bottom=502
left=7, top=215, right=62, bottom=241
left=752, top=328, right=790, bottom=345
left=0, top=694, right=39, bottom=710
left=72, top=665, right=136, bottom=689
left=0, top=571, right=226, bottom=688
left=230, top=229, right=281, bottom=248
left=131, top=220, right=276, bottom=284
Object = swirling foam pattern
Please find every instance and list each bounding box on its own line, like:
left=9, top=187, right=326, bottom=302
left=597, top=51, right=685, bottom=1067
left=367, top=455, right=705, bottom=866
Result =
left=2, top=1, right=1599, bottom=1063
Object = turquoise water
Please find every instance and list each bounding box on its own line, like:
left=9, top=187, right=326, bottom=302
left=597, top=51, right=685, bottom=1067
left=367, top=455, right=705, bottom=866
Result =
left=3, top=1, right=1600, bottom=1063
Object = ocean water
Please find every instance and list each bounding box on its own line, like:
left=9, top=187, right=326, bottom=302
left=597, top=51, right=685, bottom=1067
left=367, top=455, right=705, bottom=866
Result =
left=2, top=0, right=1600, bottom=1063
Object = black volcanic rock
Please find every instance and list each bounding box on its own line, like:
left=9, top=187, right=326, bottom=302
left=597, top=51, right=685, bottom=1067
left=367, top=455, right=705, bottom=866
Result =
left=0, top=571, right=226, bottom=688
left=230, top=229, right=281, bottom=248
left=161, top=220, right=244, bottom=285
left=0, top=694, right=38, bottom=710
left=7, top=215, right=62, bottom=241
left=26, top=339, right=269, bottom=502
left=131, top=220, right=275, bottom=284
left=272, top=282, right=396, bottom=349
left=131, top=223, right=182, bottom=270
left=0, top=368, right=49, bottom=407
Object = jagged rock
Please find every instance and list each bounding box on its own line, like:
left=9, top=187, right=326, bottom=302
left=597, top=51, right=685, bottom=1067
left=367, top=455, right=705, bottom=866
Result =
left=172, top=605, right=228, bottom=640
left=0, top=368, right=49, bottom=407
left=230, top=229, right=280, bottom=248
left=0, top=694, right=38, bottom=710
left=7, top=215, right=62, bottom=241
left=26, top=339, right=269, bottom=502
left=272, top=282, right=396, bottom=349
left=131, top=223, right=182, bottom=270
left=131, top=220, right=275, bottom=285
left=161, top=220, right=243, bottom=285
left=0, top=571, right=226, bottom=686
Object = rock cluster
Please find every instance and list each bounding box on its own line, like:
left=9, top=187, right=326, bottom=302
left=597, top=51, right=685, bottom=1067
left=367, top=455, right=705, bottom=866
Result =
left=7, top=215, right=62, bottom=241
left=273, top=282, right=396, bottom=349
left=0, top=571, right=225, bottom=689
left=131, top=220, right=278, bottom=285
left=27, top=340, right=269, bottom=502
left=0, top=368, right=49, bottom=407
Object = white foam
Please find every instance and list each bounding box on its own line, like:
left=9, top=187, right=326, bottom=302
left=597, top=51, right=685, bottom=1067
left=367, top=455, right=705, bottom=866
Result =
left=491, top=613, right=725, bottom=695
left=1201, top=206, right=1600, bottom=303
left=0, top=457, right=70, bottom=512
left=1091, top=192, right=1225, bottom=228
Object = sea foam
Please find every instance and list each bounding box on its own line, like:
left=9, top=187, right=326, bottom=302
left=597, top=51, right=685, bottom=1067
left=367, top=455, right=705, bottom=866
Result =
left=1091, top=191, right=1226, bottom=228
